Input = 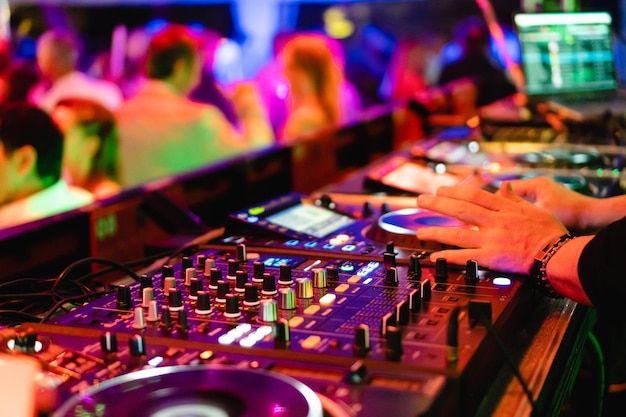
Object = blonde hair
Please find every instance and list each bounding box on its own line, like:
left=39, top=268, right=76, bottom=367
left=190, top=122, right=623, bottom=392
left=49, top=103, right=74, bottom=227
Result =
left=282, top=34, right=343, bottom=126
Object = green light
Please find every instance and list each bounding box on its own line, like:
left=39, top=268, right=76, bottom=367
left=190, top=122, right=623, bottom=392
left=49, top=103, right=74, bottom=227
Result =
left=596, top=168, right=604, bottom=177
left=613, top=169, right=620, bottom=178
left=249, top=207, right=265, bottom=216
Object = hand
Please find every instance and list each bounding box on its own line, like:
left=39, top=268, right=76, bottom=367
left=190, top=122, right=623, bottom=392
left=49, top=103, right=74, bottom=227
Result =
left=416, top=183, right=568, bottom=273
left=505, top=176, right=594, bottom=230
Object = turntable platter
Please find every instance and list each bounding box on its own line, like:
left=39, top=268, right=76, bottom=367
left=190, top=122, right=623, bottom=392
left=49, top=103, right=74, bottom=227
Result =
left=364, top=208, right=466, bottom=250
left=53, top=365, right=323, bottom=417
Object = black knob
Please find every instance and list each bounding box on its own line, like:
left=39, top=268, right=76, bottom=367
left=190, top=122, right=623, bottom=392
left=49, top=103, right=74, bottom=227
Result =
left=129, top=334, right=147, bottom=357
left=180, top=257, right=193, bottom=279
left=385, top=267, right=399, bottom=287
left=116, top=286, right=132, bottom=310
left=320, top=194, right=333, bottom=208
left=224, top=294, right=241, bottom=318
left=216, top=281, right=230, bottom=303
left=353, top=324, right=370, bottom=357
left=236, top=243, right=247, bottom=263
left=196, top=255, right=207, bottom=273
left=409, top=254, right=422, bottom=280
left=227, top=259, right=239, bottom=279
left=385, top=326, right=403, bottom=361
left=244, top=282, right=260, bottom=307
left=161, top=265, right=174, bottom=279
left=362, top=201, right=373, bottom=218
left=14, top=332, right=38, bottom=352
left=139, top=274, right=153, bottom=291
left=195, top=291, right=212, bottom=314
left=381, top=202, right=391, bottom=214
left=327, top=265, right=340, bottom=282
left=383, top=252, right=397, bottom=270
left=209, top=268, right=222, bottom=290
left=465, top=260, right=479, bottom=284
left=235, top=270, right=248, bottom=293
left=253, top=261, right=265, bottom=283
left=190, top=278, right=203, bottom=297
left=168, top=288, right=183, bottom=310
left=262, top=273, right=277, bottom=296
left=177, top=309, right=189, bottom=331
left=273, top=318, right=290, bottom=345
left=278, top=264, right=293, bottom=286
left=434, top=258, right=448, bottom=283
left=100, top=332, right=118, bottom=354
left=160, top=307, right=172, bottom=328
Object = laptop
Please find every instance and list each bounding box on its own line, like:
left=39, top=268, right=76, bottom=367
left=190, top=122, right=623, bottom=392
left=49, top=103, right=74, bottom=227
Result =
left=514, top=11, right=626, bottom=120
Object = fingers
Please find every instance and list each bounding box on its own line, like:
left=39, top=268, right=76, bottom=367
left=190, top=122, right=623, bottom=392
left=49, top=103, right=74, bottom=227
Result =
left=417, top=226, right=479, bottom=249
left=417, top=187, right=505, bottom=226
left=433, top=186, right=507, bottom=212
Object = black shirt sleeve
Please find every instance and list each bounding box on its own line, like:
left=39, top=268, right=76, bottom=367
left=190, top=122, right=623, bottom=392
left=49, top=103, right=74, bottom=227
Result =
left=578, top=216, right=626, bottom=312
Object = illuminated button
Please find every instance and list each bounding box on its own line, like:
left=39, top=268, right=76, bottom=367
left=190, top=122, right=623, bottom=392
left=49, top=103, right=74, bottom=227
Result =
left=247, top=216, right=259, bottom=224
left=340, top=263, right=355, bottom=272
left=304, top=305, right=321, bottom=315
left=323, top=243, right=335, bottom=250
left=319, top=293, right=336, bottom=306
left=289, top=316, right=304, bottom=328
left=301, top=335, right=322, bottom=349
left=341, top=245, right=357, bottom=252
left=285, top=239, right=299, bottom=246
left=335, top=284, right=350, bottom=293
left=199, top=350, right=215, bottom=361
left=329, top=238, right=343, bottom=246
left=304, top=241, right=318, bottom=248
left=347, top=276, right=361, bottom=283
left=493, top=277, right=512, bottom=286
left=336, top=234, right=350, bottom=243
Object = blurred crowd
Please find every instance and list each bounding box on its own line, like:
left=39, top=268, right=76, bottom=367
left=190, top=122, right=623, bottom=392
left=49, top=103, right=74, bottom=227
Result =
left=0, top=16, right=520, bottom=228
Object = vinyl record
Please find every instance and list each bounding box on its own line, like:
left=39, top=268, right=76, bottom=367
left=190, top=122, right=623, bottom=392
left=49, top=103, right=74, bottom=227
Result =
left=364, top=208, right=466, bottom=251
left=53, top=365, right=323, bottom=417
left=378, top=208, right=465, bottom=236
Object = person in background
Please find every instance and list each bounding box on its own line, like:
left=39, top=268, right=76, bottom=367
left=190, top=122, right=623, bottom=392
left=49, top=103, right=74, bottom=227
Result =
left=189, top=29, right=239, bottom=127
left=51, top=98, right=121, bottom=199
left=418, top=16, right=516, bottom=121
left=115, top=23, right=273, bottom=188
left=0, top=102, right=93, bottom=229
left=279, top=33, right=344, bottom=141
left=29, top=29, right=124, bottom=112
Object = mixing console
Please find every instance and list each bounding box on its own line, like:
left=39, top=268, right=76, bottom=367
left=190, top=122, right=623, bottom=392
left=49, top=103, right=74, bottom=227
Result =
left=0, top=193, right=536, bottom=417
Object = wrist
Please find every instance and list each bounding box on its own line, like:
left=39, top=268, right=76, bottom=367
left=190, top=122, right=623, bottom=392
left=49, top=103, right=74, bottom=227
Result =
left=529, top=233, right=574, bottom=298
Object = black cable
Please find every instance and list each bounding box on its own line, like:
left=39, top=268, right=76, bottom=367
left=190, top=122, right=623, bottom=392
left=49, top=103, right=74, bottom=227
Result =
left=39, top=290, right=112, bottom=323
left=480, top=315, right=536, bottom=411
left=51, top=257, right=141, bottom=292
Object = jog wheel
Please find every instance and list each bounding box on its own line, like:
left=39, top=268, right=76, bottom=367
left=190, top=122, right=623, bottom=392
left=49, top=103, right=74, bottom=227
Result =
left=365, top=208, right=468, bottom=250
left=53, top=365, right=323, bottom=417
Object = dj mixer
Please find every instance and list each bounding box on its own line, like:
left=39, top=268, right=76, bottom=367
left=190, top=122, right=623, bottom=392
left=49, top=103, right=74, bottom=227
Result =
left=0, top=192, right=537, bottom=417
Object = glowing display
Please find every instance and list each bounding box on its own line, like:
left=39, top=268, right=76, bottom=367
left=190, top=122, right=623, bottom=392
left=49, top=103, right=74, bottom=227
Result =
left=266, top=203, right=354, bottom=238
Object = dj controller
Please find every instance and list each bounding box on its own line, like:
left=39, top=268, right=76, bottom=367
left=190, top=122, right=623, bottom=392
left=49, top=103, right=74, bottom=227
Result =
left=0, top=191, right=537, bottom=417
left=2, top=135, right=622, bottom=416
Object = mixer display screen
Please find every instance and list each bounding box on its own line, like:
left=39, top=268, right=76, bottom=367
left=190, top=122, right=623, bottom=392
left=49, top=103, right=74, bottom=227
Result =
left=265, top=203, right=355, bottom=238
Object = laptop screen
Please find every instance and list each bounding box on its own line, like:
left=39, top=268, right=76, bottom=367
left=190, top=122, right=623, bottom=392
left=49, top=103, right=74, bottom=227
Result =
left=514, top=12, right=616, bottom=96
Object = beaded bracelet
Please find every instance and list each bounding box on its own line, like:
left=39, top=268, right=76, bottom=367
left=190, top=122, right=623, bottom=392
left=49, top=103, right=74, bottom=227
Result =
left=529, top=233, right=574, bottom=298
